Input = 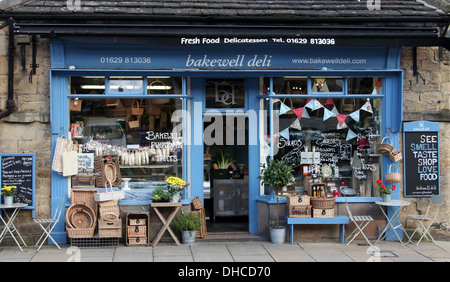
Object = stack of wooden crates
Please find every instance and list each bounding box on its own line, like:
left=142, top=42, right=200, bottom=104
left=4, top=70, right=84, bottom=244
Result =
left=98, top=200, right=122, bottom=238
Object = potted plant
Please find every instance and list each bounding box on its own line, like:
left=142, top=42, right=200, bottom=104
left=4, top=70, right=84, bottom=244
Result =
left=151, top=186, right=172, bottom=202
left=165, top=176, right=190, bottom=203
left=376, top=179, right=396, bottom=202
left=259, top=159, right=294, bottom=244
left=212, top=151, right=235, bottom=179
left=173, top=211, right=202, bottom=245
left=1, top=185, right=17, bottom=206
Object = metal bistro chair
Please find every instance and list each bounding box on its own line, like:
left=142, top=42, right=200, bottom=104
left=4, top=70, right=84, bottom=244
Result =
left=345, top=198, right=374, bottom=246
left=407, top=195, right=442, bottom=246
left=34, top=198, right=65, bottom=251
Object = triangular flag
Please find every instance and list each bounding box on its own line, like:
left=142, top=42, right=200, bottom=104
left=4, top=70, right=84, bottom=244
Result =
left=279, top=127, right=290, bottom=140
left=371, top=88, right=377, bottom=95
left=289, top=119, right=302, bottom=130
left=325, top=98, right=334, bottom=105
left=349, top=110, right=360, bottom=123
left=331, top=105, right=340, bottom=115
left=337, top=121, right=347, bottom=129
left=346, top=128, right=358, bottom=141
left=272, top=98, right=280, bottom=103
left=279, top=102, right=291, bottom=115
left=305, top=98, right=323, bottom=111
left=293, top=107, right=310, bottom=120
left=323, top=107, right=335, bottom=121
left=336, top=114, right=347, bottom=126
left=361, top=99, right=373, bottom=113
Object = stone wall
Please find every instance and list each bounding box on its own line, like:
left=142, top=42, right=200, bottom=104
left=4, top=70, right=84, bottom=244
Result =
left=401, top=46, right=450, bottom=240
left=0, top=23, right=52, bottom=245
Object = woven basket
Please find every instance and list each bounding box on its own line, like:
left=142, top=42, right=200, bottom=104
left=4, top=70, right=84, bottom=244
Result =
left=66, top=204, right=97, bottom=229
left=313, top=208, right=334, bottom=218
left=148, top=80, right=170, bottom=104
left=385, top=163, right=401, bottom=183
left=310, top=197, right=335, bottom=210
left=389, top=149, right=403, bottom=162
left=289, top=205, right=312, bottom=218
left=287, top=195, right=310, bottom=206
left=377, top=136, right=394, bottom=154
left=94, top=180, right=125, bottom=202
left=66, top=227, right=95, bottom=238
left=127, top=100, right=144, bottom=116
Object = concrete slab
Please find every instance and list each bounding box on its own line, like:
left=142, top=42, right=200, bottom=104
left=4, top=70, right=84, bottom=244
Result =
left=262, top=243, right=315, bottom=262
left=113, top=246, right=153, bottom=262
left=190, top=242, right=234, bottom=262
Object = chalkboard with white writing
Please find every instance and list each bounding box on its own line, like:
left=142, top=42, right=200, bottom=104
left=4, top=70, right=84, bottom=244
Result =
left=403, top=121, right=440, bottom=197
left=0, top=154, right=36, bottom=211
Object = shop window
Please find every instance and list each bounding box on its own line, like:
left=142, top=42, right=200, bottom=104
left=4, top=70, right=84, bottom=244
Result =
left=69, top=97, right=183, bottom=187
left=70, top=76, right=106, bottom=95
left=109, top=76, right=143, bottom=94
left=311, top=77, right=343, bottom=93
left=147, top=77, right=183, bottom=95
left=264, top=95, right=383, bottom=198
left=348, top=77, right=382, bottom=94
left=205, top=79, right=245, bottom=108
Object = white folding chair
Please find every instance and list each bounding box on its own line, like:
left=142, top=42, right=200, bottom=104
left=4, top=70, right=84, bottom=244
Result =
left=407, top=195, right=442, bottom=246
left=345, top=199, right=374, bottom=246
left=34, top=198, right=65, bottom=251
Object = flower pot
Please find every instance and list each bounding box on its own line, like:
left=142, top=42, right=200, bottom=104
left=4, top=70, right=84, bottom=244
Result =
left=171, top=193, right=181, bottom=203
left=382, top=194, right=391, bottom=202
left=3, top=196, right=14, bottom=206
left=181, top=230, right=197, bottom=245
left=269, top=226, right=286, bottom=244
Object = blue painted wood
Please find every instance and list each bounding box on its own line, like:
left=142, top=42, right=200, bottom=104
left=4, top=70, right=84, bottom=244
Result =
left=285, top=215, right=349, bottom=244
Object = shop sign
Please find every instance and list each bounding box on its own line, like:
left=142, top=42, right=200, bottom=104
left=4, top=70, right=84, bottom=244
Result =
left=403, top=121, right=440, bottom=197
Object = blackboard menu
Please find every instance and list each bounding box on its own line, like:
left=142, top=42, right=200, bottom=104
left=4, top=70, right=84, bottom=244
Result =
left=1, top=154, right=35, bottom=206
left=403, top=121, right=440, bottom=197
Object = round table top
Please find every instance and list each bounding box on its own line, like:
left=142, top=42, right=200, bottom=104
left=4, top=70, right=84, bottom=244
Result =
left=375, top=200, right=411, bottom=207
left=0, top=203, right=28, bottom=209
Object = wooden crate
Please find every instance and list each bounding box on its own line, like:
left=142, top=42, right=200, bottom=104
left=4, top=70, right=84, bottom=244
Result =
left=312, top=208, right=335, bottom=218
left=288, top=205, right=311, bottom=218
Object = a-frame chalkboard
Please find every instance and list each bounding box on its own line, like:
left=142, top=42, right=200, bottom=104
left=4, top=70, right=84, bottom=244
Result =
left=0, top=154, right=36, bottom=217
left=403, top=121, right=440, bottom=197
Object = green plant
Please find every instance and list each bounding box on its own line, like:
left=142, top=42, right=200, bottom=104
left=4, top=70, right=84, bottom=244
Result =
left=151, top=186, right=172, bottom=202
left=215, top=151, right=235, bottom=169
left=173, top=211, right=202, bottom=235
left=376, top=179, right=396, bottom=195
left=259, top=159, right=294, bottom=228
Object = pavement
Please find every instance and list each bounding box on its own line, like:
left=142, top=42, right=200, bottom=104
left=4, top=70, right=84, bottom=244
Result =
left=1, top=239, right=450, bottom=263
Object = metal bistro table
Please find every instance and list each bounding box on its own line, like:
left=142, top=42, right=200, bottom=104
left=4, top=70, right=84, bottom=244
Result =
left=0, top=203, right=28, bottom=251
left=375, top=200, right=411, bottom=246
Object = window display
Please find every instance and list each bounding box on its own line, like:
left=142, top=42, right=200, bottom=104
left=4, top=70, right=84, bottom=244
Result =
left=69, top=96, right=183, bottom=188
left=262, top=76, right=383, bottom=198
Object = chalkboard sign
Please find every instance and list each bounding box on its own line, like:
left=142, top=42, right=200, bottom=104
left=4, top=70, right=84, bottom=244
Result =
left=403, top=121, right=440, bottom=197
left=0, top=154, right=36, bottom=215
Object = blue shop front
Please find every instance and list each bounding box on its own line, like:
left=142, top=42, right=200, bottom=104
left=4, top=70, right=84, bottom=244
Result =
left=49, top=36, right=403, bottom=244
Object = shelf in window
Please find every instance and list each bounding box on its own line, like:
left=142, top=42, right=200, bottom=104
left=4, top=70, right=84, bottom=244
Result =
left=120, top=164, right=173, bottom=169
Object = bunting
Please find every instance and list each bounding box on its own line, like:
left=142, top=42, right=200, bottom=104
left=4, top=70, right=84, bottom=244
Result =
left=361, top=99, right=373, bottom=113
left=346, top=128, right=358, bottom=141
left=279, top=102, right=291, bottom=115
left=279, top=127, right=290, bottom=140
left=323, top=107, right=335, bottom=121
left=289, top=119, right=302, bottom=131
left=336, top=114, right=347, bottom=126
left=349, top=110, right=360, bottom=123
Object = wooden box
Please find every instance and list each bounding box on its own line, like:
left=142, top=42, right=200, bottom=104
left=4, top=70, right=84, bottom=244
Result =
left=127, top=225, right=147, bottom=238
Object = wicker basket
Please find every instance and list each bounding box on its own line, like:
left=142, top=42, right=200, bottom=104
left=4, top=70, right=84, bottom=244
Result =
left=310, top=197, right=335, bottom=210
left=71, top=190, right=98, bottom=217
left=127, top=225, right=147, bottom=238
left=313, top=208, right=334, bottom=218
left=192, top=196, right=203, bottom=210
left=127, top=237, right=147, bottom=246
left=389, top=149, right=403, bottom=162
left=94, top=180, right=125, bottom=202
left=377, top=136, right=394, bottom=154
left=104, top=107, right=128, bottom=117
left=72, top=175, right=95, bottom=188
left=66, top=204, right=97, bottom=229
left=94, top=154, right=121, bottom=187
left=287, top=195, right=310, bottom=206
left=127, top=100, right=144, bottom=116
left=66, top=227, right=96, bottom=238
left=385, top=163, right=401, bottom=183
left=289, top=205, right=312, bottom=218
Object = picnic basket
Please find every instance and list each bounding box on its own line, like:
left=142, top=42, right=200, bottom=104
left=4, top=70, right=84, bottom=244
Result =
left=377, top=136, right=394, bottom=154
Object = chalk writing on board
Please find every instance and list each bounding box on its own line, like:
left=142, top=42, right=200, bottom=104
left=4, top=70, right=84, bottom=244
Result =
left=1, top=155, right=34, bottom=205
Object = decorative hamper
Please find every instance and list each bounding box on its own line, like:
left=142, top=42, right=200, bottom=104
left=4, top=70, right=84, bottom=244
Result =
left=289, top=205, right=312, bottom=218
left=287, top=194, right=310, bottom=206
left=310, top=196, right=335, bottom=210
left=313, top=208, right=335, bottom=218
